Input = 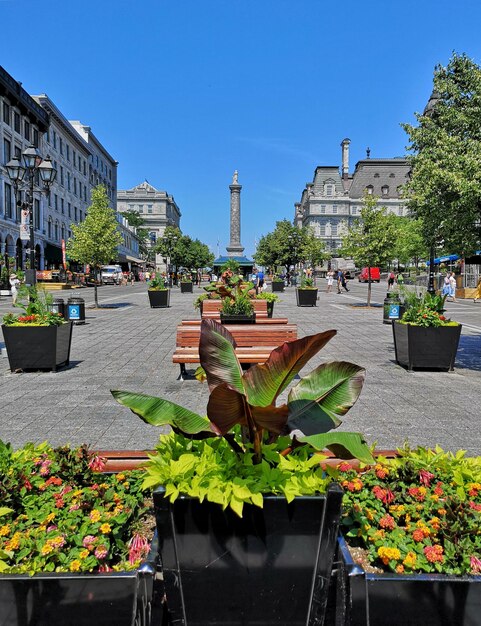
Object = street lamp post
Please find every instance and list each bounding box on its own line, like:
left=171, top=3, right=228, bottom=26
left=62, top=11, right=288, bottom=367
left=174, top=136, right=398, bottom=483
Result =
left=6, top=146, right=56, bottom=284
left=427, top=243, right=436, bottom=296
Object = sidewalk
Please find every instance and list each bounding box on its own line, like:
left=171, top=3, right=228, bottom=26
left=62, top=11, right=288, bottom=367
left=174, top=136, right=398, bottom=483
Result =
left=0, top=281, right=480, bottom=454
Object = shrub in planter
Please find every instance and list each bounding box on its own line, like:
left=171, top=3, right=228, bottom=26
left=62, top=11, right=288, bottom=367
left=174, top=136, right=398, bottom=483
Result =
left=296, top=277, right=318, bottom=306
left=147, top=276, right=170, bottom=308
left=330, top=447, right=481, bottom=625
left=393, top=291, right=461, bottom=371
left=112, top=320, right=374, bottom=623
left=2, top=287, right=72, bottom=372
left=271, top=275, right=285, bottom=292
left=255, top=291, right=279, bottom=317
left=0, top=441, right=156, bottom=626
left=180, top=278, right=193, bottom=293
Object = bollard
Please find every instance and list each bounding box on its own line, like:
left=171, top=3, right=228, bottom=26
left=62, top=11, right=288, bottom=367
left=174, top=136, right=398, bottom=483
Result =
left=50, top=297, right=65, bottom=319
left=66, top=296, right=86, bottom=324
left=383, top=292, right=403, bottom=324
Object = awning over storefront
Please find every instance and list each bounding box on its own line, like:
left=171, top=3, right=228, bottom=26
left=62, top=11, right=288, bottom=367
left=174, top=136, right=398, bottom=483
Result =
left=44, top=243, right=62, bottom=263
left=126, top=255, right=145, bottom=264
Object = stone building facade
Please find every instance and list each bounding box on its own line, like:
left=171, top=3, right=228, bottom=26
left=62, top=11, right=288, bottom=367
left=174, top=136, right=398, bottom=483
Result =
left=117, top=181, right=181, bottom=272
left=295, top=139, right=410, bottom=252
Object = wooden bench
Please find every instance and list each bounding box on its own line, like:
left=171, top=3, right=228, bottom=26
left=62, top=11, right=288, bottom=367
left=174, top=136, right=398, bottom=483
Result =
left=202, top=299, right=268, bottom=319
left=173, top=323, right=298, bottom=380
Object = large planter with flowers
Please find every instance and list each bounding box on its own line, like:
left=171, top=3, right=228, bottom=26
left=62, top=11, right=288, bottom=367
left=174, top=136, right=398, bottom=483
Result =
left=331, top=448, right=481, bottom=626
left=0, top=443, right=159, bottom=626
left=2, top=321, right=73, bottom=372
left=392, top=322, right=462, bottom=371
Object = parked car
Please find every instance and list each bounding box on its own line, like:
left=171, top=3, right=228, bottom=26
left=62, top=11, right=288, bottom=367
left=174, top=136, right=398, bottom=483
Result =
left=358, top=267, right=381, bottom=283
left=101, top=265, right=123, bottom=285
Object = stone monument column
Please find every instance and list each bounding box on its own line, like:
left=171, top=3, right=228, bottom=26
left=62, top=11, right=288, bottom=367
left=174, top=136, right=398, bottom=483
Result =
left=226, top=170, right=245, bottom=257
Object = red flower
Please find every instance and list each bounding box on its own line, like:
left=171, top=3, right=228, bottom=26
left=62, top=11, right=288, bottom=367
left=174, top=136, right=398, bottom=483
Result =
left=412, top=528, right=425, bottom=542
left=419, top=469, right=435, bottom=487
left=337, top=462, right=352, bottom=473
left=470, top=556, right=481, bottom=574
left=379, top=514, right=395, bottom=530
left=433, top=483, right=444, bottom=496
left=89, top=455, right=107, bottom=472
left=424, top=545, right=444, bottom=563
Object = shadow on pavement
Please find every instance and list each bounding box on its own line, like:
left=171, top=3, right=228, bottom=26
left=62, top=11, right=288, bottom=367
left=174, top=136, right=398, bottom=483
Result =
left=455, top=336, right=481, bottom=372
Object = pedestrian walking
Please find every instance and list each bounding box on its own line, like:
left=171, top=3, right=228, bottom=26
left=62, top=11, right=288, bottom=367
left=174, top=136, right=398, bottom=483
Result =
left=336, top=270, right=343, bottom=294
left=387, top=271, right=395, bottom=291
left=9, top=273, right=21, bottom=305
left=326, top=270, right=334, bottom=293
left=442, top=274, right=450, bottom=297
left=449, top=272, right=457, bottom=302
left=397, top=272, right=404, bottom=286
left=474, top=277, right=481, bottom=303
left=340, top=270, right=350, bottom=292
left=257, top=269, right=264, bottom=290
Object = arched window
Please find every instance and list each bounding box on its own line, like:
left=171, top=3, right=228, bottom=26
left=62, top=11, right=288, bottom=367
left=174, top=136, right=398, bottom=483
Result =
left=381, top=185, right=389, bottom=196
left=54, top=221, right=59, bottom=241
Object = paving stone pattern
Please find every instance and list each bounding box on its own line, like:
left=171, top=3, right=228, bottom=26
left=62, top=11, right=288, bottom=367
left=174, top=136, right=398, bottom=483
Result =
left=0, top=281, right=480, bottom=454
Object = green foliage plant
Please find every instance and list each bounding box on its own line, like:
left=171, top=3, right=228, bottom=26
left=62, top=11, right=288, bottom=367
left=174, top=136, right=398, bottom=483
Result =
left=0, top=441, right=152, bottom=574
left=398, top=288, right=458, bottom=327
left=255, top=292, right=279, bottom=303
left=112, top=319, right=374, bottom=516
left=148, top=276, right=167, bottom=291
left=2, top=286, right=65, bottom=327
left=335, top=445, right=481, bottom=575
left=300, top=277, right=315, bottom=289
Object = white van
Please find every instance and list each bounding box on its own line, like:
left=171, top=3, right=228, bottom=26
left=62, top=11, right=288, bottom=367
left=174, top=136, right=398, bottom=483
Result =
left=101, top=265, right=123, bottom=285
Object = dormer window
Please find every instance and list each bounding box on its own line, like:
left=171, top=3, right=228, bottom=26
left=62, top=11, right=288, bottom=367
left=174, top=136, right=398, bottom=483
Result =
left=366, top=185, right=374, bottom=195
left=381, top=186, right=389, bottom=196
left=325, top=184, right=334, bottom=196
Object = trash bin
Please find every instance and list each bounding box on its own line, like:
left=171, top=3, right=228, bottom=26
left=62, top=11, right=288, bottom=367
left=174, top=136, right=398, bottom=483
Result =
left=383, top=292, right=404, bottom=324
left=66, top=296, right=85, bottom=324
left=50, top=297, right=65, bottom=318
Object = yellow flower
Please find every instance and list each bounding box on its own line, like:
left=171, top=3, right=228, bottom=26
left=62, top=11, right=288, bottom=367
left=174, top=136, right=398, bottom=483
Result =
left=403, top=551, right=417, bottom=568
left=0, top=524, right=11, bottom=537
left=116, top=474, right=126, bottom=481
left=90, top=510, right=101, bottom=522
left=74, top=490, right=83, bottom=497
left=45, top=513, right=56, bottom=523
left=41, top=542, right=54, bottom=555
left=377, top=546, right=401, bottom=565
left=79, top=549, right=89, bottom=559
left=100, top=523, right=111, bottom=534
left=123, top=482, right=130, bottom=489
left=5, top=532, right=21, bottom=550
left=70, top=560, right=81, bottom=572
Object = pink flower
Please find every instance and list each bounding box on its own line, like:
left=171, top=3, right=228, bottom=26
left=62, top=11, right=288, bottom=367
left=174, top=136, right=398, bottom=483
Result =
left=98, top=563, right=113, bottom=572
left=337, top=462, right=351, bottom=473
left=83, top=535, right=96, bottom=548
left=89, top=455, right=107, bottom=472
left=419, top=469, right=435, bottom=487
left=128, top=534, right=150, bottom=565
left=46, top=525, right=58, bottom=533
left=470, top=556, right=481, bottom=574
left=69, top=504, right=80, bottom=512
left=95, top=546, right=108, bottom=560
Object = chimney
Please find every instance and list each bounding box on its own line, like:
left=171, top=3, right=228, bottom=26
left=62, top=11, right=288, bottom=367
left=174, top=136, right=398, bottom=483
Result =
left=341, top=138, right=350, bottom=180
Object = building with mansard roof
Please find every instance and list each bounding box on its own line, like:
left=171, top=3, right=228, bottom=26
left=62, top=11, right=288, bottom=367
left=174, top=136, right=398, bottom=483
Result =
left=117, top=181, right=181, bottom=272
left=294, top=139, right=410, bottom=253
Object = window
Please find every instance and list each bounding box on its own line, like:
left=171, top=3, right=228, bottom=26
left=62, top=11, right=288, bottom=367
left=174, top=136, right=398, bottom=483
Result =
left=332, top=205, right=338, bottom=214
left=84, top=185, right=87, bottom=201
left=320, top=205, right=326, bottom=214
left=331, top=223, right=338, bottom=236
left=14, top=145, right=21, bottom=158
left=319, top=224, right=326, bottom=236
left=61, top=198, right=64, bottom=214
left=34, top=198, right=40, bottom=229
left=147, top=206, right=153, bottom=214
left=138, top=204, right=144, bottom=213
left=381, top=186, right=389, bottom=196
left=54, top=194, right=58, bottom=211
left=74, top=207, right=78, bottom=221
left=59, top=138, right=63, bottom=155
left=14, top=112, right=20, bottom=133
left=79, top=211, right=83, bottom=222
left=3, top=138, right=11, bottom=165
left=67, top=172, right=71, bottom=191
left=54, top=221, right=59, bottom=240
left=48, top=218, right=52, bottom=238
left=325, top=184, right=334, bottom=196
left=366, top=185, right=374, bottom=195
left=398, top=207, right=403, bottom=216
left=2, top=101, right=10, bottom=126
left=33, top=128, right=39, bottom=147
left=60, top=166, right=64, bottom=186
left=24, top=120, right=30, bottom=141
left=83, top=161, right=86, bottom=175
left=352, top=206, right=357, bottom=215
left=66, top=145, right=70, bottom=161
left=61, top=224, right=66, bottom=241
left=74, top=177, right=77, bottom=195
left=4, top=183, right=13, bottom=218
left=68, top=202, right=71, bottom=217
left=53, top=130, right=57, bottom=149
left=72, top=150, right=76, bottom=167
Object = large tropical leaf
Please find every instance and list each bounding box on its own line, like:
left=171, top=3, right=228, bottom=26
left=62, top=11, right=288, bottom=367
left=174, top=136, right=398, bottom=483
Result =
left=298, top=432, right=375, bottom=464
left=287, top=362, right=366, bottom=435
left=243, top=330, right=337, bottom=408
left=111, top=390, right=212, bottom=434
left=207, top=384, right=289, bottom=434
left=199, top=319, right=244, bottom=394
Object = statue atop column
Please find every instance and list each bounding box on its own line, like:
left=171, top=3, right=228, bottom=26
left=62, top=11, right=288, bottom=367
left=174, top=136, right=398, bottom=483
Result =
left=232, top=170, right=239, bottom=184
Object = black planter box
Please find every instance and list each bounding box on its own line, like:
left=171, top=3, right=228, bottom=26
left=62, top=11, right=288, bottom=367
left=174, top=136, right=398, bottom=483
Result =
left=180, top=282, right=193, bottom=293
left=148, top=289, right=170, bottom=308
left=272, top=281, right=285, bottom=292
left=266, top=301, right=274, bottom=318
left=392, top=322, right=462, bottom=371
left=219, top=313, right=256, bottom=324
left=0, top=534, right=159, bottom=626
left=296, top=288, right=318, bottom=307
left=334, top=534, right=481, bottom=626
left=154, top=485, right=343, bottom=626
left=2, top=322, right=73, bottom=372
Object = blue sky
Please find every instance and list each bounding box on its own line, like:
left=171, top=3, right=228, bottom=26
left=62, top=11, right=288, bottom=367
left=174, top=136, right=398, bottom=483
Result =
left=1, top=0, right=481, bottom=257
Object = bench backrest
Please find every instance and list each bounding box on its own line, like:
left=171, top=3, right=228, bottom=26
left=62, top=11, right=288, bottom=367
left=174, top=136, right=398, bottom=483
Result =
left=202, top=299, right=268, bottom=319
left=176, top=323, right=297, bottom=348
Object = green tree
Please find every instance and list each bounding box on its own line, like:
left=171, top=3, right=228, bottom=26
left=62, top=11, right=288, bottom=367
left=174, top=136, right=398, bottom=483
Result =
left=155, top=227, right=213, bottom=277
left=402, top=52, right=481, bottom=255
left=391, top=217, right=428, bottom=271
left=120, top=209, right=150, bottom=257
left=341, top=194, right=397, bottom=305
left=254, top=219, right=327, bottom=275
left=66, top=185, right=122, bottom=307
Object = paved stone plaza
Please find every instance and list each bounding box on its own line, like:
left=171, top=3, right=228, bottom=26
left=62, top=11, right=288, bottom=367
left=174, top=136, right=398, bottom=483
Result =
left=0, top=281, right=480, bottom=454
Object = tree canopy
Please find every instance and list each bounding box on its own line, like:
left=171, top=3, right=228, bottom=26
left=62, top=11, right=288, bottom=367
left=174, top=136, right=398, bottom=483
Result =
left=402, top=52, right=481, bottom=254
left=253, top=219, right=327, bottom=271
left=155, top=226, right=214, bottom=273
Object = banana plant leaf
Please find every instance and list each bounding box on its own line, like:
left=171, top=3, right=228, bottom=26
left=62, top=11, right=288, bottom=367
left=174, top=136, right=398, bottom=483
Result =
left=199, top=319, right=244, bottom=394
left=287, top=361, right=366, bottom=435
left=243, top=330, right=337, bottom=408
left=298, top=432, right=374, bottom=464
left=111, top=390, right=213, bottom=434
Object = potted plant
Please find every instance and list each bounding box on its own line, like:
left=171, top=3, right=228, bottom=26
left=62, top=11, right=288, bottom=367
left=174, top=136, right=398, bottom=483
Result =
left=271, top=274, right=285, bottom=292
left=220, top=290, right=256, bottom=323
left=180, top=275, right=193, bottom=293
left=296, top=277, right=318, bottom=307
left=193, top=292, right=210, bottom=315
left=331, top=446, right=481, bottom=626
left=2, top=287, right=73, bottom=373
left=112, top=320, right=374, bottom=625
left=255, top=291, right=280, bottom=318
left=392, top=291, right=462, bottom=371
left=147, top=276, right=170, bottom=308
left=0, top=440, right=157, bottom=626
